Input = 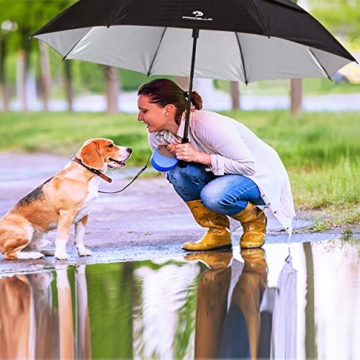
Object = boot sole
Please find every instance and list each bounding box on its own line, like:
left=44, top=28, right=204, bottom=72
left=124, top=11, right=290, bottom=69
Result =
left=182, top=243, right=232, bottom=251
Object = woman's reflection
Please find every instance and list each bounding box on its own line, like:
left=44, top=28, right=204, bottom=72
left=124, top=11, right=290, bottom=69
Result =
left=186, top=248, right=268, bottom=359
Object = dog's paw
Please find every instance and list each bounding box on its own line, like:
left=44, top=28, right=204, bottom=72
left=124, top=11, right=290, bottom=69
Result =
left=15, top=251, right=45, bottom=260
left=54, top=250, right=68, bottom=260
left=77, top=247, right=92, bottom=257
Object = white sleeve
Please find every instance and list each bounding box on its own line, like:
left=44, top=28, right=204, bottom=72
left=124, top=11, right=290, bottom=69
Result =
left=148, top=133, right=159, bottom=152
left=194, top=116, right=256, bottom=176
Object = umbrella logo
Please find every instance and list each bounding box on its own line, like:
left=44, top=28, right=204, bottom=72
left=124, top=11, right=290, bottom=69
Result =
left=182, top=10, right=213, bottom=22
left=193, top=11, right=203, bottom=17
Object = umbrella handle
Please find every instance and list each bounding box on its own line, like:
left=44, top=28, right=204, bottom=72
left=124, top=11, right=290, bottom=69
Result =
left=179, top=28, right=199, bottom=169
left=177, top=137, right=189, bottom=168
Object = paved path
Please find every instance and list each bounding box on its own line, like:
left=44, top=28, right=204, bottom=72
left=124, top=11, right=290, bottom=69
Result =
left=6, top=91, right=360, bottom=112
left=0, top=152, right=350, bottom=276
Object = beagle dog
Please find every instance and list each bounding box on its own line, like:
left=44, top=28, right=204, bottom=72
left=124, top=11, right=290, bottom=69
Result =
left=0, top=138, right=132, bottom=260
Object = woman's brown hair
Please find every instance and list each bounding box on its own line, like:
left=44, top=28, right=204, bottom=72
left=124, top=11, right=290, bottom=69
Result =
left=137, top=79, right=203, bottom=125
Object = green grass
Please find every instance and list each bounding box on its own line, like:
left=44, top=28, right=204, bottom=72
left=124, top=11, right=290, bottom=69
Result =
left=215, top=78, right=360, bottom=96
left=1, top=110, right=359, bottom=228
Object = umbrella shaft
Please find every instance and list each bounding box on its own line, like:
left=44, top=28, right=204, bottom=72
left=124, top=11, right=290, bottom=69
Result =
left=183, top=28, right=199, bottom=143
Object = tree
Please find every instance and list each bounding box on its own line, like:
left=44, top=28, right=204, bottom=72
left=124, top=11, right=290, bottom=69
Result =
left=0, top=20, right=17, bottom=111
left=290, top=0, right=303, bottom=114
left=230, top=81, right=240, bottom=110
left=307, top=0, right=360, bottom=45
left=103, top=65, right=120, bottom=115
left=0, top=1, right=74, bottom=112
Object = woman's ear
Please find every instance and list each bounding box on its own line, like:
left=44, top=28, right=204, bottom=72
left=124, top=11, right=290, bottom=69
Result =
left=165, top=104, right=175, bottom=116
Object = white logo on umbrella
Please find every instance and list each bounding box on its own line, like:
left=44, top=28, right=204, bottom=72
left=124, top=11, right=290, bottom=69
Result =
left=193, top=11, right=203, bottom=17
left=182, top=10, right=213, bottom=21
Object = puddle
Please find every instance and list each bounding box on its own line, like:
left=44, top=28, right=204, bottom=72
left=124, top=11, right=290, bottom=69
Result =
left=0, top=238, right=360, bottom=359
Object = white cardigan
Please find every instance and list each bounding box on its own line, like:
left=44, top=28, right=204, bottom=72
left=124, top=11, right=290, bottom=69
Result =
left=148, top=110, right=296, bottom=233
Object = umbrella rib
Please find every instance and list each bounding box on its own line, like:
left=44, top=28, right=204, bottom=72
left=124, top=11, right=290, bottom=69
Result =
left=307, top=47, right=332, bottom=81
left=235, top=33, right=248, bottom=85
left=62, top=30, right=91, bottom=61
left=147, top=28, right=167, bottom=76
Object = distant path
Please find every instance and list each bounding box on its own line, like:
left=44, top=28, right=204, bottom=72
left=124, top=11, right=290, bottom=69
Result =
left=4, top=92, right=360, bottom=113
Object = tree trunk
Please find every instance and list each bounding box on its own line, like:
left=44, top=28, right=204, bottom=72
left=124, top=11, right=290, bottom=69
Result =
left=230, top=81, right=240, bottom=110
left=0, top=36, right=9, bottom=111
left=290, top=78, right=303, bottom=114
left=289, top=0, right=303, bottom=115
left=104, top=65, right=119, bottom=115
left=17, top=50, right=28, bottom=112
left=64, top=61, right=74, bottom=112
left=38, top=41, right=51, bottom=112
left=176, top=76, right=189, bottom=90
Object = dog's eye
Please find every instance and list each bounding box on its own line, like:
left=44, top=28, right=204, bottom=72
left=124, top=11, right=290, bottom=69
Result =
left=107, top=144, right=114, bottom=148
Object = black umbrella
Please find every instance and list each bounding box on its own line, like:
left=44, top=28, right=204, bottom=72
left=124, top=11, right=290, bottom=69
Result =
left=32, top=0, right=356, bottom=142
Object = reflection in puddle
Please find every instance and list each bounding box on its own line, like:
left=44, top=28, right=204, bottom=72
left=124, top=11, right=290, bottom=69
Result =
left=0, top=238, right=360, bottom=359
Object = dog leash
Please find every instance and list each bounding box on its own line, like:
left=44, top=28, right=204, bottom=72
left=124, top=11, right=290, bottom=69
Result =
left=98, top=153, right=152, bottom=194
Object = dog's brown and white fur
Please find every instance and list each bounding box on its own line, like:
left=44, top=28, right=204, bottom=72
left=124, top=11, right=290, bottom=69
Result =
left=0, top=138, right=132, bottom=260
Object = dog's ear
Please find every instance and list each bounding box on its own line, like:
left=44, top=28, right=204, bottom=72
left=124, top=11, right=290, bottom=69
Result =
left=78, top=141, right=104, bottom=169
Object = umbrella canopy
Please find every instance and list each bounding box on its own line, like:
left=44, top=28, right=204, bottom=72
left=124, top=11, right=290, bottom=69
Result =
left=32, top=0, right=355, bottom=84
left=32, top=0, right=356, bottom=140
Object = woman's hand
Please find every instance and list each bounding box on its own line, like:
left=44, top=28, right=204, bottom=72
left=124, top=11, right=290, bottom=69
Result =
left=166, top=142, right=177, bottom=155
left=172, top=142, right=211, bottom=165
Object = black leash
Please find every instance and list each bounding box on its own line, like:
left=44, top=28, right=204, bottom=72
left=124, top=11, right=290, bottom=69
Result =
left=99, top=153, right=152, bottom=194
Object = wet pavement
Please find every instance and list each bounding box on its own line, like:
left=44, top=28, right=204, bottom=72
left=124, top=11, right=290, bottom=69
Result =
left=1, top=241, right=360, bottom=359
left=1, top=152, right=355, bottom=276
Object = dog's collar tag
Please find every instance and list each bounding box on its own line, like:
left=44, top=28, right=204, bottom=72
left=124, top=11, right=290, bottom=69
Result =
left=71, top=157, right=113, bottom=183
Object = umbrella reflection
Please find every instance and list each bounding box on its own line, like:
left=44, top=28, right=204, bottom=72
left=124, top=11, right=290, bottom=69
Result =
left=271, top=253, right=298, bottom=360
left=0, top=265, right=90, bottom=359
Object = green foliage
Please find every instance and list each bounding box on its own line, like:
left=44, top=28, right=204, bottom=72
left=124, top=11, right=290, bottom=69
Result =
left=0, top=111, right=149, bottom=164
left=0, top=0, right=75, bottom=52
left=215, top=78, right=360, bottom=96
left=86, top=263, right=134, bottom=358
left=119, top=69, right=174, bottom=91
left=307, top=0, right=360, bottom=44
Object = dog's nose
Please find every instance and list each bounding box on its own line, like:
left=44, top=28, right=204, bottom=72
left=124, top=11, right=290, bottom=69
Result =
left=127, top=148, right=132, bottom=154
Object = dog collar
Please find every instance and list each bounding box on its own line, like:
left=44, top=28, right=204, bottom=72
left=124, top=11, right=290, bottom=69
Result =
left=71, top=157, right=112, bottom=183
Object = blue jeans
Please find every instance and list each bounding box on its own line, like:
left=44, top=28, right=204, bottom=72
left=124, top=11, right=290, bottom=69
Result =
left=167, top=163, right=265, bottom=216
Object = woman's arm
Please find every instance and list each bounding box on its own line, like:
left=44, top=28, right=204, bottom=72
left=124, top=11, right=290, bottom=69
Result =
left=191, top=113, right=256, bottom=176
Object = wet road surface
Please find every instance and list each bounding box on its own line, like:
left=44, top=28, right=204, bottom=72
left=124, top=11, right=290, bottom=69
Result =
left=0, top=152, right=358, bottom=276
left=1, top=240, right=360, bottom=359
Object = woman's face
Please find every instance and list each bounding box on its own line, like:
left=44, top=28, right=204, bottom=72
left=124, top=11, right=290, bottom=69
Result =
left=137, top=95, right=174, bottom=133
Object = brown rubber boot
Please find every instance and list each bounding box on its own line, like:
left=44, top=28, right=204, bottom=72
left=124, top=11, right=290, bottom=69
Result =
left=240, top=248, right=268, bottom=278
left=230, top=202, right=267, bottom=249
left=184, top=250, right=233, bottom=270
left=231, top=248, right=267, bottom=359
left=182, top=200, right=232, bottom=251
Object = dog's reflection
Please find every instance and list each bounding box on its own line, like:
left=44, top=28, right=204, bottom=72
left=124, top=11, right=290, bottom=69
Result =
left=0, top=265, right=91, bottom=359
left=186, top=248, right=268, bottom=359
